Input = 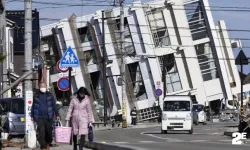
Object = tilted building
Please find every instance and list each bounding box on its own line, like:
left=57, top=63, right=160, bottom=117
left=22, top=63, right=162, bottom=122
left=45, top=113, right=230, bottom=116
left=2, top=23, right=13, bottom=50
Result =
left=40, top=0, right=247, bottom=123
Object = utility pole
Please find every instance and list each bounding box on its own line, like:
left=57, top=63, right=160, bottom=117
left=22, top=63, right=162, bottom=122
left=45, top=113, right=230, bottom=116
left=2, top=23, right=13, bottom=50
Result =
left=102, top=10, right=108, bottom=126
left=24, top=0, right=34, bottom=147
left=0, top=0, right=7, bottom=98
left=120, top=0, right=127, bottom=128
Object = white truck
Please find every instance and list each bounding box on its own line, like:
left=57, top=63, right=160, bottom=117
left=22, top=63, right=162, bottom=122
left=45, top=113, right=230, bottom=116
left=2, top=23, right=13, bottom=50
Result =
left=161, top=95, right=193, bottom=134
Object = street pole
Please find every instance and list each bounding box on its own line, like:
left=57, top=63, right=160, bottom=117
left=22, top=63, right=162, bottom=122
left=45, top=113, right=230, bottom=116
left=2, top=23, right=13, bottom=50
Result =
left=102, top=10, right=108, bottom=126
left=68, top=67, right=72, bottom=145
left=0, top=1, right=6, bottom=148
left=24, top=0, right=33, bottom=147
left=120, top=0, right=127, bottom=128
left=0, top=0, right=7, bottom=98
left=240, top=57, right=243, bottom=115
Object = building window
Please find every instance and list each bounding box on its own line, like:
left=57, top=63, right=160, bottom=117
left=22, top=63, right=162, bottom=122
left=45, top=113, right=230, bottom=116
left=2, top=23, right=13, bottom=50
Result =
left=147, top=9, right=170, bottom=48
left=184, top=1, right=208, bottom=41
left=195, top=43, right=219, bottom=81
left=78, top=26, right=92, bottom=43
left=84, top=49, right=96, bottom=66
left=127, top=62, right=148, bottom=101
left=159, top=54, right=182, bottom=93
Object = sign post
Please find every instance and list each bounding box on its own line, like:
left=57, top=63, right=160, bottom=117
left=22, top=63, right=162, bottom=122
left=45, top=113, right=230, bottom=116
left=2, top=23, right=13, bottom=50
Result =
left=155, top=81, right=162, bottom=123
left=235, top=50, right=249, bottom=133
left=59, top=46, right=80, bottom=101
left=59, top=46, right=80, bottom=145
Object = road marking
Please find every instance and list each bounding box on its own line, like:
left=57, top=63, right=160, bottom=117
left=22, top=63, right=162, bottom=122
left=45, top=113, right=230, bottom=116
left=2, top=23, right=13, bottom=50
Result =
left=193, top=132, right=219, bottom=135
left=113, top=142, right=129, bottom=144
left=190, top=140, right=209, bottom=142
left=141, top=132, right=183, bottom=142
left=139, top=141, right=155, bottom=143
left=219, top=140, right=231, bottom=142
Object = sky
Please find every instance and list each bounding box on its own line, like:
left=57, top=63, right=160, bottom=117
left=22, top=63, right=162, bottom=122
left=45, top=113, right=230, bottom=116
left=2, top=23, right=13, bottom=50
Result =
left=6, top=0, right=250, bottom=74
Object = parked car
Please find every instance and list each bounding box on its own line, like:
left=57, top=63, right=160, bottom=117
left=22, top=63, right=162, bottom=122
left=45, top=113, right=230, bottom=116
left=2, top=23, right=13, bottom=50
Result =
left=0, top=97, right=25, bottom=136
left=0, top=97, right=63, bottom=137
left=192, top=104, right=207, bottom=125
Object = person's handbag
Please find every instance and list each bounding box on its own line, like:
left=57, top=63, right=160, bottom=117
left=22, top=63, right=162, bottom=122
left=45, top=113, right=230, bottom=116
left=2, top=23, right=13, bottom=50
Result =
left=28, top=122, right=37, bottom=148
left=54, top=121, right=72, bottom=144
left=88, top=124, right=93, bottom=142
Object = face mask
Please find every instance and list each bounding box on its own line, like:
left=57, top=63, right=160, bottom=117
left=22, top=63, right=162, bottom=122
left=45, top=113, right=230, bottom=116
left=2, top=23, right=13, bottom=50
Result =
left=78, top=93, right=85, bottom=99
left=40, top=88, right=46, bottom=93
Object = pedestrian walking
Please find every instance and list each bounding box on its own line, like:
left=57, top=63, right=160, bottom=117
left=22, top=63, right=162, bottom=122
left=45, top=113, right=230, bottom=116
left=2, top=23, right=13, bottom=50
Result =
left=65, top=87, right=93, bottom=150
left=130, top=107, right=137, bottom=125
left=31, top=82, right=60, bottom=150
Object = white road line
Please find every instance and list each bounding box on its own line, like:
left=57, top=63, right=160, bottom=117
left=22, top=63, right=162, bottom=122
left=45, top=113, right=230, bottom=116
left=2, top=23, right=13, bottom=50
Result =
left=139, top=141, right=155, bottom=143
left=193, top=132, right=219, bottom=135
left=113, top=142, right=129, bottom=144
left=189, top=140, right=209, bottom=142
left=141, top=132, right=182, bottom=142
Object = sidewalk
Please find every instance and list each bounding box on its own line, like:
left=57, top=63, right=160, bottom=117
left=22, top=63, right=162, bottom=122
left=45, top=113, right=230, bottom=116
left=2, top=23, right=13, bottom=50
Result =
left=4, top=144, right=92, bottom=150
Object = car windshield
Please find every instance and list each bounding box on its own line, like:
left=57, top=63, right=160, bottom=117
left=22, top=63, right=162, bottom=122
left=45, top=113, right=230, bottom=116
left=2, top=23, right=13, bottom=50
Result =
left=11, top=99, right=24, bottom=114
left=163, top=101, right=190, bottom=111
left=192, top=104, right=204, bottom=112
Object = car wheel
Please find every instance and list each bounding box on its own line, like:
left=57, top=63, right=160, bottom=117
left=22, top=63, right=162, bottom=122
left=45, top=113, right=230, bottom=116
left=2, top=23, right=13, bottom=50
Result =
left=188, top=128, right=193, bottom=134
left=203, top=122, right=207, bottom=125
left=161, top=130, right=167, bottom=134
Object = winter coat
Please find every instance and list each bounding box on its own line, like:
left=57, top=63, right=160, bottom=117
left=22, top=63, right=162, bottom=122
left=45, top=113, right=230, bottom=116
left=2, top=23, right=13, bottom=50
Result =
left=65, top=95, right=93, bottom=135
left=31, top=91, right=59, bottom=122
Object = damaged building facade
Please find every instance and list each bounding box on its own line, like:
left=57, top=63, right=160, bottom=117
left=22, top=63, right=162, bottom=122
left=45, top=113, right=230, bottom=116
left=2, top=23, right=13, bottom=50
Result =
left=40, top=0, right=247, bottom=123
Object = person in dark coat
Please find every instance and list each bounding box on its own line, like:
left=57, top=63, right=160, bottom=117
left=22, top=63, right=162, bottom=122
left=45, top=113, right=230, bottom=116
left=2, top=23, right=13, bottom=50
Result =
left=130, top=107, right=137, bottom=125
left=31, top=82, right=60, bottom=150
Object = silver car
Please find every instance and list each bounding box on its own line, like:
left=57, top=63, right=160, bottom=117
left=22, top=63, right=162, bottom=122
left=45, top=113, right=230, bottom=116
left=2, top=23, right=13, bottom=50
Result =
left=0, top=97, right=25, bottom=136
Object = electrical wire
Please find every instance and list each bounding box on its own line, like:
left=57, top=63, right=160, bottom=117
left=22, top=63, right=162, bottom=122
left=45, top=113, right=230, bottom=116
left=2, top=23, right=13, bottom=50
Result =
left=37, top=40, right=248, bottom=60
left=7, top=0, right=250, bottom=12
left=36, top=18, right=250, bottom=34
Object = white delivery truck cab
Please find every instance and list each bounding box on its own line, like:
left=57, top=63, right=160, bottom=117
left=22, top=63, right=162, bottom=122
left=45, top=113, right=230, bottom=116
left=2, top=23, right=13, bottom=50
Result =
left=161, top=95, right=193, bottom=134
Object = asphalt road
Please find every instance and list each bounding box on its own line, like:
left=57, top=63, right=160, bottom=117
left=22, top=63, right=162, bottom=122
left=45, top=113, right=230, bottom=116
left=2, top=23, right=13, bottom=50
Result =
left=94, top=123, right=250, bottom=150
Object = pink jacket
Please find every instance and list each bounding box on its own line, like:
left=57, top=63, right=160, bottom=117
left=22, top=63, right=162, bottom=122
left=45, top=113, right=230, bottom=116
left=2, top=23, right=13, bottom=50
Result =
left=66, top=95, right=93, bottom=135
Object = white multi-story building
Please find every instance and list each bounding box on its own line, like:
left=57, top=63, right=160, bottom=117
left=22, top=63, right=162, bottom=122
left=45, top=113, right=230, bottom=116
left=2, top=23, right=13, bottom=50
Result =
left=40, top=0, right=248, bottom=123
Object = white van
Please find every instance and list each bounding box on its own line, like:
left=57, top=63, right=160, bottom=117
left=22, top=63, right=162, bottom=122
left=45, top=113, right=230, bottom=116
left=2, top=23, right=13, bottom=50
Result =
left=161, top=95, right=193, bottom=134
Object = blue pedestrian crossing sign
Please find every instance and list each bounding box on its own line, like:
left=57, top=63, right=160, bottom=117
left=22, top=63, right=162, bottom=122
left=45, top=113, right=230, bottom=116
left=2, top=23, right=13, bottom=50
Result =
left=60, top=46, right=80, bottom=68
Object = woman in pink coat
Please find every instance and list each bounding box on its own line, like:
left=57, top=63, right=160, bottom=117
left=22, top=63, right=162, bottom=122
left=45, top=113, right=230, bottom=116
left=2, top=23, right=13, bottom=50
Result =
left=66, top=87, right=93, bottom=150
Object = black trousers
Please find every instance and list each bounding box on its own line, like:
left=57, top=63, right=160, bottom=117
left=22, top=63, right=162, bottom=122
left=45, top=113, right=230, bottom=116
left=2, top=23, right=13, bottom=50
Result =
left=37, top=118, right=53, bottom=149
left=73, top=135, right=86, bottom=150
left=131, top=117, right=136, bottom=125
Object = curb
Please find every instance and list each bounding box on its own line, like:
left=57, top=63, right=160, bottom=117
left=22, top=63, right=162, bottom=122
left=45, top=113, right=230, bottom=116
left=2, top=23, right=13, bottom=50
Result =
left=85, top=141, right=145, bottom=150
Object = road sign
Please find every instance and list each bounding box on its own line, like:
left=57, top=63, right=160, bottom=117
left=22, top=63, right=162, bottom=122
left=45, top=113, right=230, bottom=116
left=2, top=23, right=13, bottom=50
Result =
left=57, top=60, right=69, bottom=72
left=155, top=89, right=162, bottom=96
left=60, top=46, right=80, bottom=68
left=235, top=50, right=248, bottom=65
left=156, top=81, right=161, bottom=85
left=57, top=77, right=70, bottom=91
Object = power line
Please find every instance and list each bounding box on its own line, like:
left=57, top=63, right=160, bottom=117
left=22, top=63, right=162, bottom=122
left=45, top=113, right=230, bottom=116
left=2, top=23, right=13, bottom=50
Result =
left=7, top=0, right=250, bottom=12
left=37, top=17, right=250, bottom=33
